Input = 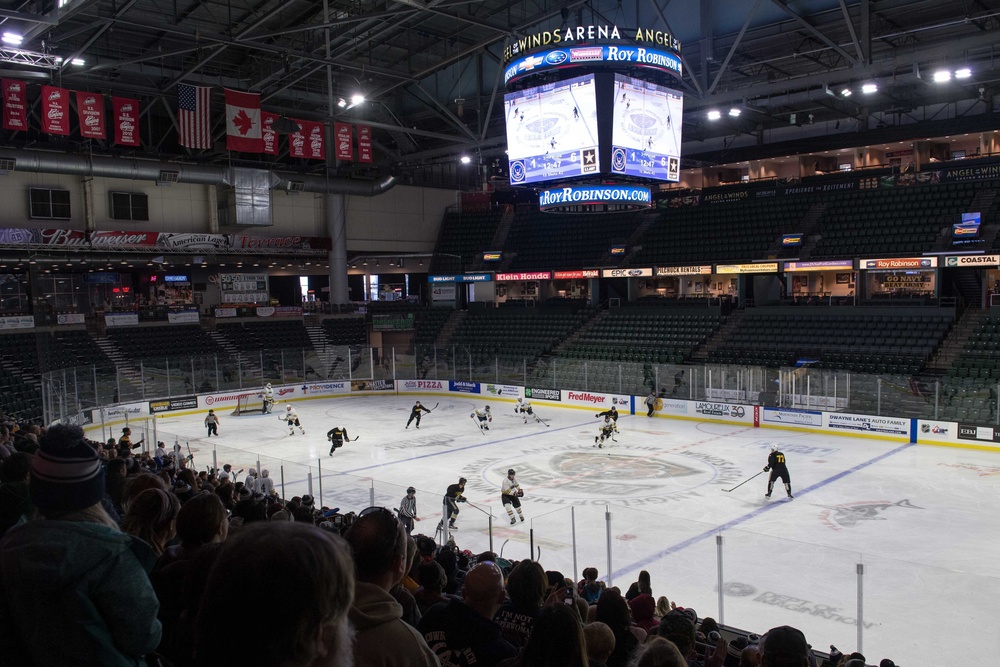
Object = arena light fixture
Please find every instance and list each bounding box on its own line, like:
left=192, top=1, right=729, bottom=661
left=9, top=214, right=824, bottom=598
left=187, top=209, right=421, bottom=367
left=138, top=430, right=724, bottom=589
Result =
left=955, top=67, right=972, bottom=79
left=840, top=87, right=852, bottom=97
left=933, top=70, right=951, bottom=83
left=728, top=108, right=741, bottom=117
left=71, top=58, right=85, bottom=66
left=460, top=155, right=472, bottom=164
left=861, top=82, right=878, bottom=94
left=2, top=32, right=23, bottom=46
left=337, top=98, right=347, bottom=108
left=350, top=94, right=365, bottom=106
left=707, top=109, right=722, bottom=121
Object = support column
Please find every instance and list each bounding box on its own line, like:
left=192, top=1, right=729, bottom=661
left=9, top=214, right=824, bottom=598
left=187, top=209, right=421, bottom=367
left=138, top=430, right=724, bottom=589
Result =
left=327, top=193, right=349, bottom=304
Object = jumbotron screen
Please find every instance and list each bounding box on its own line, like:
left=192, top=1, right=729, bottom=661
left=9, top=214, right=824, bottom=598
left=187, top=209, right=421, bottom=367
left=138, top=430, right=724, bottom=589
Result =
left=505, top=74, right=600, bottom=185
left=610, top=74, right=683, bottom=182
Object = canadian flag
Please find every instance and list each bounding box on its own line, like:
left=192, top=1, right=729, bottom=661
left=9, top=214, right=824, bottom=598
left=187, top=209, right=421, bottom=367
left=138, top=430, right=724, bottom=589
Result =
left=224, top=88, right=262, bottom=152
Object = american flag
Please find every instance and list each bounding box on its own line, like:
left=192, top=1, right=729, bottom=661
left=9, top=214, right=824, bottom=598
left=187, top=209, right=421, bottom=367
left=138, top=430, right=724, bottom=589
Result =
left=177, top=84, right=211, bottom=149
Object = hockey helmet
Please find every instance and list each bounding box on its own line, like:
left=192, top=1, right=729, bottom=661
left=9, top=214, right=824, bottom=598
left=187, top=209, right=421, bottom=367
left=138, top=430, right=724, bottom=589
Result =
left=262, top=469, right=269, bottom=477
left=507, top=468, right=515, bottom=476
left=485, top=405, right=491, bottom=412
left=286, top=405, right=292, bottom=411
left=459, top=477, right=467, bottom=485
left=266, top=383, right=271, bottom=389
left=208, top=409, right=214, bottom=413
left=771, top=444, right=779, bottom=451
left=407, top=487, right=416, bottom=494
left=517, top=397, right=523, bottom=403
left=416, top=401, right=422, bottom=405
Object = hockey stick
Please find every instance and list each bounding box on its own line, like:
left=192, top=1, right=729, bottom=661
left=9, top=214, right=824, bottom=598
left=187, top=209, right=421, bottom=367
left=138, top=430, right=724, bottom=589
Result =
left=426, top=402, right=440, bottom=412
left=473, top=419, right=486, bottom=435
left=535, top=415, right=550, bottom=428
left=721, top=470, right=765, bottom=493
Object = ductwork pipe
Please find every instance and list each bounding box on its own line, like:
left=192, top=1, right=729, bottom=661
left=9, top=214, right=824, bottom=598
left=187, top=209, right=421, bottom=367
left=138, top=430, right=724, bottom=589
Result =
left=0, top=147, right=396, bottom=197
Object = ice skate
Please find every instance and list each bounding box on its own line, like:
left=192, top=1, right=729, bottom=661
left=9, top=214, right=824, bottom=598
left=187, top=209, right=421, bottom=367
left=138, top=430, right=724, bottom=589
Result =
left=764, top=493, right=771, bottom=499
left=787, top=494, right=794, bottom=499
left=510, top=517, right=516, bottom=525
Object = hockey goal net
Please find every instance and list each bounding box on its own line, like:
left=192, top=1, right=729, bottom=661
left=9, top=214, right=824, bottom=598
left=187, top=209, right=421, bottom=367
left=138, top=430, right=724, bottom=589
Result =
left=231, top=393, right=265, bottom=416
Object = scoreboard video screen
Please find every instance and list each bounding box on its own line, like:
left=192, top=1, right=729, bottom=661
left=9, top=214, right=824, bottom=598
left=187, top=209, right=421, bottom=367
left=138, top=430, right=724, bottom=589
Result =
left=504, top=74, right=600, bottom=185
left=610, top=74, right=683, bottom=182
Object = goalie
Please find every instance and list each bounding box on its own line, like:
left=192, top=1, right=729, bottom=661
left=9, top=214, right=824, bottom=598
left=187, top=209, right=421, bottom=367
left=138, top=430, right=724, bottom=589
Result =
left=501, top=468, right=525, bottom=525
left=327, top=425, right=351, bottom=456
left=282, top=405, right=305, bottom=436
left=594, top=415, right=618, bottom=449
left=260, top=383, right=274, bottom=414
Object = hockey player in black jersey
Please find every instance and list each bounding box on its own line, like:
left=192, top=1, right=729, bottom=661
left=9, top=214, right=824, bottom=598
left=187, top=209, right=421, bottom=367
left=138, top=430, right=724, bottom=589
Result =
left=437, top=477, right=468, bottom=531
left=406, top=401, right=430, bottom=429
left=764, top=445, right=793, bottom=499
left=327, top=426, right=350, bottom=456
left=595, top=406, right=619, bottom=423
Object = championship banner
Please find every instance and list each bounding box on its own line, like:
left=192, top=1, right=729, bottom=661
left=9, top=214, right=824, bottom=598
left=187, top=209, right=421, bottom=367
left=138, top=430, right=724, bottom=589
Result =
left=334, top=122, right=353, bottom=160
left=2, top=79, right=27, bottom=131
left=75, top=91, right=106, bottom=139
left=289, top=120, right=325, bottom=159
left=261, top=112, right=279, bottom=155
left=41, top=85, right=70, bottom=135
left=357, top=124, right=373, bottom=163
left=112, top=97, right=140, bottom=146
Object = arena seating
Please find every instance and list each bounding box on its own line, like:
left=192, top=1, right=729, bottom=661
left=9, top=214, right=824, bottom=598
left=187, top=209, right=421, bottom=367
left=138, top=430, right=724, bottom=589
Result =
left=504, top=210, right=645, bottom=269
left=431, top=209, right=503, bottom=273
left=320, top=317, right=368, bottom=346
left=216, top=320, right=314, bottom=352
left=108, top=324, right=220, bottom=359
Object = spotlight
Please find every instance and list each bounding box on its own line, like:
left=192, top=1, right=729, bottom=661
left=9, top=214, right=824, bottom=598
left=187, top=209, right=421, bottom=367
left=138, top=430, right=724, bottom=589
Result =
left=861, top=83, right=878, bottom=94
left=2, top=32, right=23, bottom=46
left=351, top=94, right=365, bottom=106
left=728, top=108, right=741, bottom=117
left=707, top=109, right=722, bottom=121
left=840, top=87, right=852, bottom=97
left=955, top=67, right=972, bottom=79
left=933, top=70, right=951, bottom=83
left=71, top=58, right=85, bottom=66
left=337, top=98, right=347, bottom=108
left=460, top=155, right=472, bottom=164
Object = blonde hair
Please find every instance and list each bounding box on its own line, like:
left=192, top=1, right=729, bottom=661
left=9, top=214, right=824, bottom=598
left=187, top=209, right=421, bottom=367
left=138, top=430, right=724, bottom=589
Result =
left=655, top=595, right=672, bottom=618
left=45, top=502, right=120, bottom=529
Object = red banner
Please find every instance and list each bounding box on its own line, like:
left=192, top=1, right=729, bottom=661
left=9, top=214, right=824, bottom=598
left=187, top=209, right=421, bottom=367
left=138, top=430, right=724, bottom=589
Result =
left=41, top=85, right=70, bottom=135
left=2, top=79, right=27, bottom=131
left=357, top=124, right=373, bottom=163
left=261, top=112, right=278, bottom=155
left=289, top=120, right=325, bottom=160
left=75, top=91, right=106, bottom=139
left=334, top=122, right=353, bottom=161
left=224, top=88, right=263, bottom=153
left=112, top=97, right=140, bottom=146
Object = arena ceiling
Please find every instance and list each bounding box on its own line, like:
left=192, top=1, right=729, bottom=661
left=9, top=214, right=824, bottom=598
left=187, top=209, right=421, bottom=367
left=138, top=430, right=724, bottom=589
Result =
left=1, top=0, right=998, bottom=184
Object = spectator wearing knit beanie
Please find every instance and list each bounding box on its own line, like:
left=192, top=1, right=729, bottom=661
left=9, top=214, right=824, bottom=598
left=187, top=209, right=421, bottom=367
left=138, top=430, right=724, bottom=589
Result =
left=0, top=424, right=162, bottom=665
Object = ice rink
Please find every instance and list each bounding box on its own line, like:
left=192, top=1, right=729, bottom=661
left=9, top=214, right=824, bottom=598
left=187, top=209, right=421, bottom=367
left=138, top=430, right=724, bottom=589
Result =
left=151, top=394, right=1000, bottom=666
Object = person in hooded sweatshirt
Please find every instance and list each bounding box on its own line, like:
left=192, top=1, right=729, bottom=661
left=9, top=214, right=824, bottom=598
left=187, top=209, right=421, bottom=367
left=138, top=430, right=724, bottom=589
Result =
left=344, top=506, right=440, bottom=666
left=0, top=423, right=162, bottom=666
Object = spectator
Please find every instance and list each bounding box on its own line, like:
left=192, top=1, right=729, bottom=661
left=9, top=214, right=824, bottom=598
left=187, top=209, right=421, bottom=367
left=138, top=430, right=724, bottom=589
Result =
left=0, top=451, right=32, bottom=538
left=655, top=596, right=674, bottom=620
left=657, top=610, right=697, bottom=663
left=739, top=645, right=761, bottom=667
left=105, top=457, right=128, bottom=514
left=392, top=535, right=422, bottom=627
left=625, top=569, right=652, bottom=602
left=499, top=602, right=589, bottom=667
left=122, top=472, right=169, bottom=514
left=0, top=424, right=161, bottom=665
left=121, top=487, right=180, bottom=557
left=595, top=589, right=639, bottom=667
left=577, top=566, right=606, bottom=604
left=194, top=522, right=355, bottom=667
left=152, top=490, right=229, bottom=663
left=418, top=561, right=516, bottom=666
left=758, top=626, right=811, bottom=667
left=583, top=621, right=616, bottom=667
left=495, top=559, right=548, bottom=648
left=414, top=560, right=454, bottom=615
left=635, top=637, right=687, bottom=667
left=629, top=593, right=659, bottom=634
left=344, top=506, right=440, bottom=666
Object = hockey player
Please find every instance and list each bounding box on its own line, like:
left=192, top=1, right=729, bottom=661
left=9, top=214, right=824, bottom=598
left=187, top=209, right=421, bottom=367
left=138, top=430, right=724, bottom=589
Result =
left=283, top=405, right=305, bottom=436
left=515, top=397, right=535, bottom=423
left=327, top=425, right=350, bottom=456
left=764, top=445, right=793, bottom=499
left=437, top=477, right=468, bottom=531
left=471, top=405, right=492, bottom=431
left=406, top=401, right=430, bottom=429
left=204, top=409, right=220, bottom=437
left=397, top=486, right=420, bottom=535
left=595, top=406, right=619, bottom=423
left=261, top=383, right=274, bottom=414
left=594, top=415, right=618, bottom=449
left=257, top=469, right=276, bottom=499
left=501, top=468, right=525, bottom=525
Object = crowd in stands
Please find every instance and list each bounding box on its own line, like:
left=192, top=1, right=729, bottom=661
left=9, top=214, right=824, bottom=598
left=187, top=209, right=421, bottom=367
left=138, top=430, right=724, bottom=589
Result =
left=0, top=416, right=900, bottom=667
